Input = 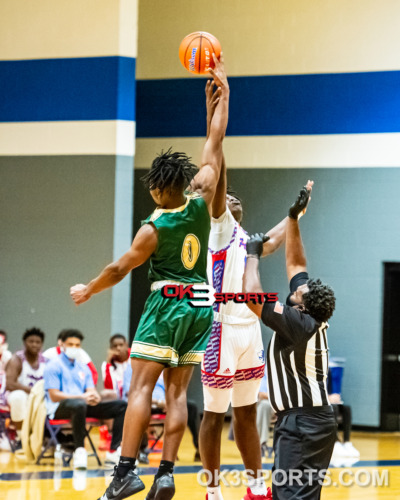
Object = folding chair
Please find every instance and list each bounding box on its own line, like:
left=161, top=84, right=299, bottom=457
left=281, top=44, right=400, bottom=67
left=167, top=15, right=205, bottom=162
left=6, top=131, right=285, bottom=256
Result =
left=147, top=413, right=166, bottom=452
left=36, top=416, right=102, bottom=466
left=0, top=405, right=17, bottom=452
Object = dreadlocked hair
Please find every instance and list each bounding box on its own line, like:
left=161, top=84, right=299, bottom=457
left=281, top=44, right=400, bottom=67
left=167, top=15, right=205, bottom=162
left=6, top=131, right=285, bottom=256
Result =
left=141, top=148, right=198, bottom=194
left=303, top=279, right=336, bottom=323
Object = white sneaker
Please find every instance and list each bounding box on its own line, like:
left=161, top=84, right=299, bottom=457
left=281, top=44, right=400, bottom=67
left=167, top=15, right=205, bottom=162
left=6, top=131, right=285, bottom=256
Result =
left=332, top=441, right=345, bottom=457
left=0, top=436, right=11, bottom=452
left=73, top=447, right=87, bottom=469
left=105, top=446, right=121, bottom=466
left=342, top=442, right=360, bottom=458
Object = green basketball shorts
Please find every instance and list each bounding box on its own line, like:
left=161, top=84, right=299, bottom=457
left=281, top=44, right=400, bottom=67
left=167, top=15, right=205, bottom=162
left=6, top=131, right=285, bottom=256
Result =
left=131, top=289, right=213, bottom=367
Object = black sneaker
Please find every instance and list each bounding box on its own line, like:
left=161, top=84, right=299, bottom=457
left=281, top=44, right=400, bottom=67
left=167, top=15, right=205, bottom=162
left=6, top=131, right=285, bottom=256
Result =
left=145, top=473, right=175, bottom=500
left=98, top=467, right=145, bottom=500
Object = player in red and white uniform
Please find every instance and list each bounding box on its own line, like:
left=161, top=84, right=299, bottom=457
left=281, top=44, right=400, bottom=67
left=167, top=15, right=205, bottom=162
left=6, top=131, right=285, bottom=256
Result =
left=101, top=334, right=130, bottom=399
left=0, top=330, right=12, bottom=407
left=199, top=81, right=287, bottom=500
left=5, top=328, right=46, bottom=431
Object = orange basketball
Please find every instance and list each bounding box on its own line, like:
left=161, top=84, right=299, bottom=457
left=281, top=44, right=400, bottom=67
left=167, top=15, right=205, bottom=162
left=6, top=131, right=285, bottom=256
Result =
left=179, top=32, right=221, bottom=75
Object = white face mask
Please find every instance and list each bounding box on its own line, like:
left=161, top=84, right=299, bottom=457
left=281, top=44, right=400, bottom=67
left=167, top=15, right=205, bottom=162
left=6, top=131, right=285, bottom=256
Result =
left=64, top=347, right=80, bottom=360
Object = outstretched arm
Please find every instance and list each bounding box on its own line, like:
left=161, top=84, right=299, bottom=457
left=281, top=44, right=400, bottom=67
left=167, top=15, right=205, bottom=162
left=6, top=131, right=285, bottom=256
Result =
left=70, top=223, right=158, bottom=305
left=205, top=80, right=227, bottom=219
left=286, top=180, right=313, bottom=282
left=212, top=149, right=227, bottom=219
left=262, top=216, right=288, bottom=257
left=191, top=53, right=229, bottom=214
left=243, top=233, right=268, bottom=318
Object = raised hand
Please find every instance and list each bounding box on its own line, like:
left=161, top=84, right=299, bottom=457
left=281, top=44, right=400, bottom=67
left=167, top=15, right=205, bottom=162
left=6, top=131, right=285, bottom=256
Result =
left=208, top=52, right=228, bottom=90
left=205, top=80, right=221, bottom=136
left=246, top=233, right=270, bottom=259
left=288, top=180, right=314, bottom=220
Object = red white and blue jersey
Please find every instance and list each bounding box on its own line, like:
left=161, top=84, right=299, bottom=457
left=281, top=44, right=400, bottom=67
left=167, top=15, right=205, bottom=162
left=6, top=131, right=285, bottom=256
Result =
left=202, top=208, right=265, bottom=391
left=207, top=208, right=258, bottom=325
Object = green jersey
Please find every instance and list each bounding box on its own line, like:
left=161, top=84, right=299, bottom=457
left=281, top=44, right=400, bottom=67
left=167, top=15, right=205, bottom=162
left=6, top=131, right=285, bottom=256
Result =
left=142, top=192, right=210, bottom=284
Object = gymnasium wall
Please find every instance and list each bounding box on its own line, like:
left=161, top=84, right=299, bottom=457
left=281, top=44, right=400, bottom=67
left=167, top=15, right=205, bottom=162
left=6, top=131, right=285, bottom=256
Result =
left=0, top=0, right=138, bottom=373
left=1, top=0, right=399, bottom=426
left=134, top=0, right=400, bottom=425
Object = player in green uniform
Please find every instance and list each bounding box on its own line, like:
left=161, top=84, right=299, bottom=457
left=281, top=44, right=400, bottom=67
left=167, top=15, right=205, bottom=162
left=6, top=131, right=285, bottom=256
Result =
left=133, top=190, right=213, bottom=367
left=70, top=53, right=229, bottom=500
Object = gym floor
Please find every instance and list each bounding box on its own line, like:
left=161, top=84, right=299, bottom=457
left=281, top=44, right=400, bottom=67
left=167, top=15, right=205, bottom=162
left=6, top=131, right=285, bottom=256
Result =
left=1, top=424, right=399, bottom=499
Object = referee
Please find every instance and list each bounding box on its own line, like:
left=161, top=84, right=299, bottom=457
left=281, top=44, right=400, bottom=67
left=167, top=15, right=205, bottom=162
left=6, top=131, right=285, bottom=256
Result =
left=243, top=181, right=336, bottom=500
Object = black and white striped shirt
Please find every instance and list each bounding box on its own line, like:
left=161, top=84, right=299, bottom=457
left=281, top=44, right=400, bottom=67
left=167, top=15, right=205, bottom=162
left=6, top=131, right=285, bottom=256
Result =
left=262, top=300, right=330, bottom=414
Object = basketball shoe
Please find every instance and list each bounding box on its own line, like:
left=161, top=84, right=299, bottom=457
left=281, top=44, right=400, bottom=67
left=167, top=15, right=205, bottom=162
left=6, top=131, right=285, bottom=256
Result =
left=242, top=486, right=272, bottom=500
left=145, top=472, right=175, bottom=500
left=98, top=466, right=145, bottom=500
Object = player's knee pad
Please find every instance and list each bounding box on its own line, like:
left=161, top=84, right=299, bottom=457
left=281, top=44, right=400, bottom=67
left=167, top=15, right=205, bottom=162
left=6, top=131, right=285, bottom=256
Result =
left=203, top=385, right=232, bottom=413
left=231, top=379, right=261, bottom=408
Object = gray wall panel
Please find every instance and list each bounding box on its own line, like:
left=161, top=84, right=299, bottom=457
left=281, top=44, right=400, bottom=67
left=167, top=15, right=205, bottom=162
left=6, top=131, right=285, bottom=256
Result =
left=0, top=155, right=117, bottom=375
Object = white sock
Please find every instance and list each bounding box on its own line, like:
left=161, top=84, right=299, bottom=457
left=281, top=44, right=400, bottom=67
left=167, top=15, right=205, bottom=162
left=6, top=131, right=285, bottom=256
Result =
left=207, top=486, right=224, bottom=500
left=249, top=476, right=267, bottom=496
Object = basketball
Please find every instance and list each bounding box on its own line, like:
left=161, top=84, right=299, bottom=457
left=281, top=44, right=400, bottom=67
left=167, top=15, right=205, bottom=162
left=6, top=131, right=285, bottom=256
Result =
left=179, top=31, right=221, bottom=75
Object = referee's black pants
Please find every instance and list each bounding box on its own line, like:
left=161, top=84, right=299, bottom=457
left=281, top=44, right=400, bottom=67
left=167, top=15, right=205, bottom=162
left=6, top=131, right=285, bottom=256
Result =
left=272, top=406, right=336, bottom=500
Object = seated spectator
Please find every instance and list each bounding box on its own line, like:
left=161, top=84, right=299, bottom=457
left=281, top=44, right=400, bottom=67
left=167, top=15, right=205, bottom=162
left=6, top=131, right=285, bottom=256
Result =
left=257, top=370, right=275, bottom=456
left=44, top=328, right=127, bottom=469
left=98, top=334, right=130, bottom=449
left=0, top=330, right=12, bottom=450
left=43, top=329, right=98, bottom=385
left=123, top=364, right=201, bottom=461
left=5, top=328, right=46, bottom=438
left=101, top=334, right=130, bottom=400
left=0, top=330, right=12, bottom=402
left=328, top=366, right=360, bottom=459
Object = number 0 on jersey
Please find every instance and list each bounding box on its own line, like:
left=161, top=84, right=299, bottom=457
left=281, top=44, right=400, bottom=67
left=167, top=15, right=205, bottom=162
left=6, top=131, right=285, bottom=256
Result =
left=181, top=234, right=200, bottom=270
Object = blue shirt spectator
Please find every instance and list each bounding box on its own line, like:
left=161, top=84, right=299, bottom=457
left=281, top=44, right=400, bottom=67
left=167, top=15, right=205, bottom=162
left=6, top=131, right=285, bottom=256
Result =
left=123, top=362, right=165, bottom=402
left=44, top=352, right=94, bottom=418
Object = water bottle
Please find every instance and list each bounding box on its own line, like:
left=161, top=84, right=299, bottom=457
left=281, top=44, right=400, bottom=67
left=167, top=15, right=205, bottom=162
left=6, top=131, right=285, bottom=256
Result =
left=53, top=444, right=62, bottom=491
left=54, top=444, right=62, bottom=467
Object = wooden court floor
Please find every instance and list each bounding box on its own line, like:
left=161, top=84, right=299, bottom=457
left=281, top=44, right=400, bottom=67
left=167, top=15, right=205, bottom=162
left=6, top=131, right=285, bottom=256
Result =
left=1, top=424, right=399, bottom=499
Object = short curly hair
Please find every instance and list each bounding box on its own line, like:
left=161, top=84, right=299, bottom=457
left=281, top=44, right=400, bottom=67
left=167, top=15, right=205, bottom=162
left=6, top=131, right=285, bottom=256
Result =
left=303, top=279, right=336, bottom=323
left=23, top=327, right=45, bottom=342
